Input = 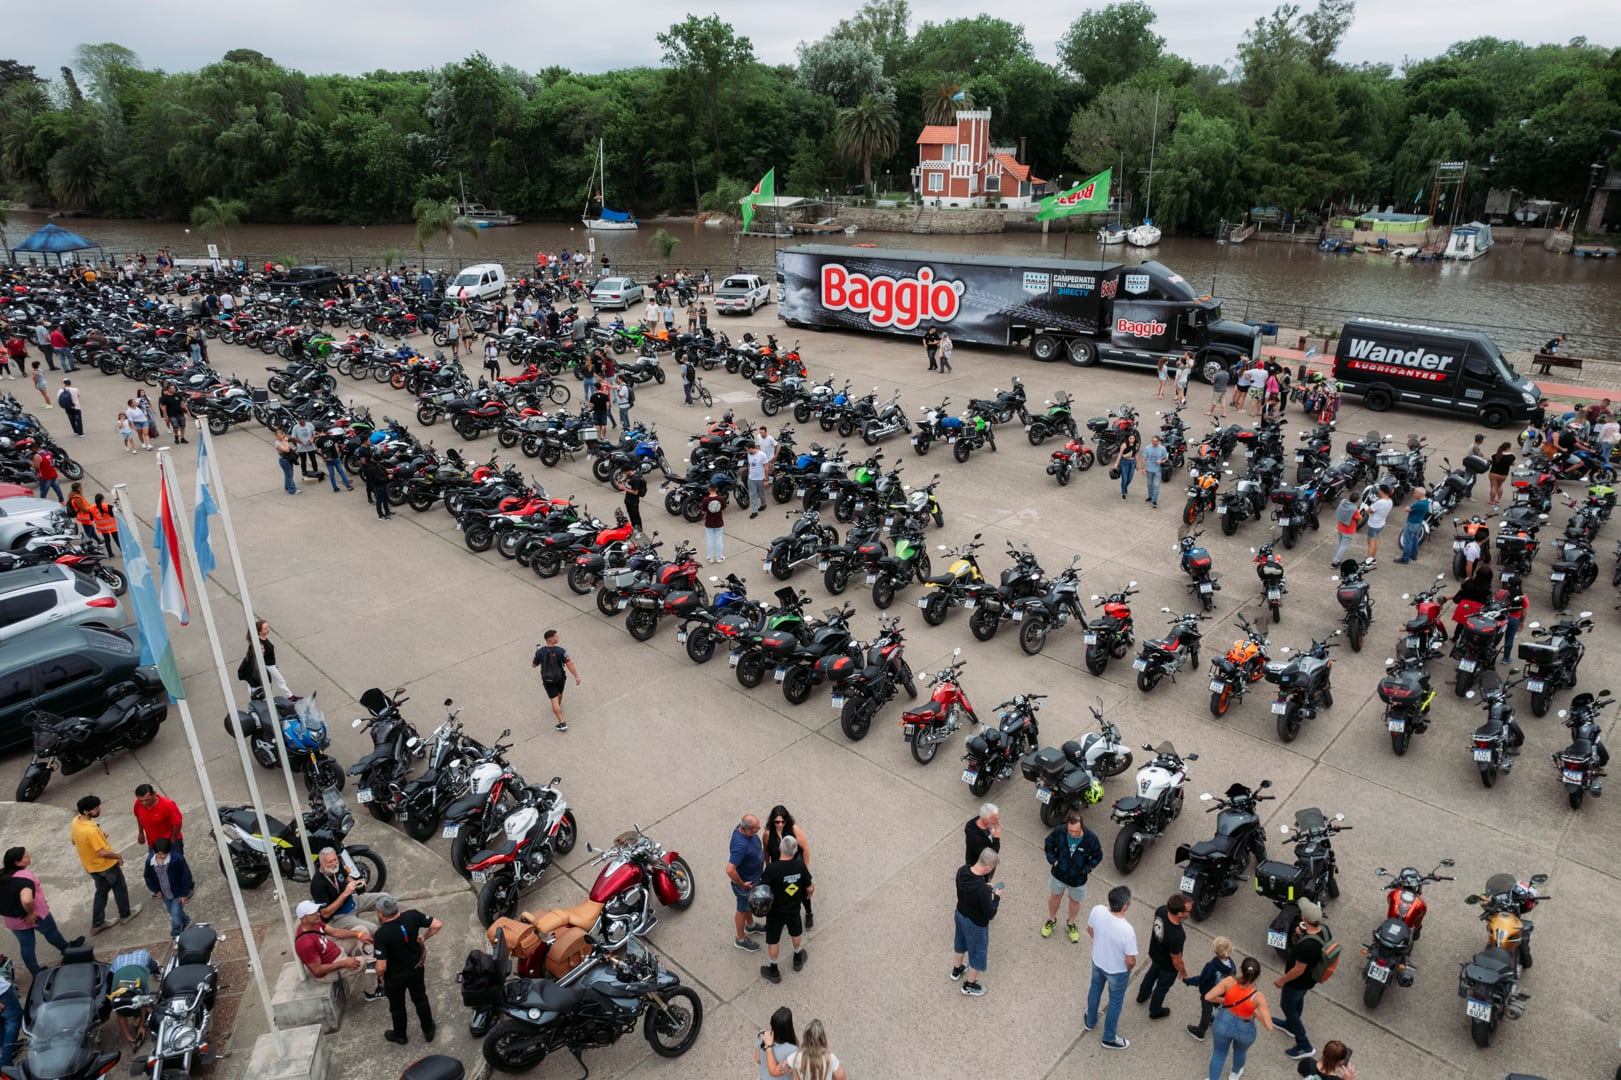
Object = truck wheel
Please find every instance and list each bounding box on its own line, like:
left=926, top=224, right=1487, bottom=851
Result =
left=1197, top=356, right=1225, bottom=383
left=1480, top=405, right=1509, bottom=429
left=1030, top=334, right=1062, bottom=362
left=1066, top=339, right=1097, bottom=366
left=1365, top=387, right=1393, bottom=412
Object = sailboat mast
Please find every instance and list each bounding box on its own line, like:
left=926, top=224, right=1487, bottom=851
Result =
left=1144, top=89, right=1159, bottom=220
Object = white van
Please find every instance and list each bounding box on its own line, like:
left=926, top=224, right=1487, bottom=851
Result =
left=448, top=263, right=508, bottom=301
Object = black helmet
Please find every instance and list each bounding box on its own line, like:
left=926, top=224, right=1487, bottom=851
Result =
left=747, top=884, right=773, bottom=917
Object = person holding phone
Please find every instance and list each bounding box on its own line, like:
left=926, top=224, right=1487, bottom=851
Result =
left=951, top=848, right=1001, bottom=997
left=1298, top=1040, right=1356, bottom=1079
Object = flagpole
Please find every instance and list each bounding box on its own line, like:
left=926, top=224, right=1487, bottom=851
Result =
left=113, top=481, right=283, bottom=1031
left=196, top=428, right=313, bottom=891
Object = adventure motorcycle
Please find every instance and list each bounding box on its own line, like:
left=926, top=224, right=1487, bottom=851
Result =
left=966, top=545, right=1046, bottom=641
left=215, top=787, right=386, bottom=892
left=1360, top=860, right=1455, bottom=1008
left=1378, top=652, right=1437, bottom=756
left=1457, top=872, right=1549, bottom=1048
left=1109, top=740, right=1196, bottom=873
left=1177, top=532, right=1222, bottom=612
left=1264, top=632, right=1340, bottom=743
left=1175, top=780, right=1275, bottom=921
left=1010, top=556, right=1085, bottom=656
left=1022, top=701, right=1132, bottom=827
left=1024, top=391, right=1078, bottom=445
left=1332, top=558, right=1377, bottom=652
left=1256, top=807, right=1351, bottom=956
left=223, top=692, right=343, bottom=795
left=961, top=691, right=1043, bottom=797
left=468, top=777, right=578, bottom=926
left=1516, top=611, right=1594, bottom=716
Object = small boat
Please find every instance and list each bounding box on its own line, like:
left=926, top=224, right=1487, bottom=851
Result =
left=1574, top=245, right=1619, bottom=259
left=453, top=174, right=517, bottom=227
left=1228, top=223, right=1256, bottom=244
left=582, top=138, right=638, bottom=231
left=843, top=224, right=859, bottom=235
left=1441, top=221, right=1493, bottom=261
left=1318, top=237, right=1357, bottom=254
left=1125, top=221, right=1161, bottom=247
left=1097, top=223, right=1125, bottom=245
left=1389, top=245, right=1421, bottom=259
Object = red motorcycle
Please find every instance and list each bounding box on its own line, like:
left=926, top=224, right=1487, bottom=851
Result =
left=1399, top=574, right=1450, bottom=660
left=1045, top=436, right=1096, bottom=486
left=1360, top=858, right=1455, bottom=1007
left=55, top=550, right=128, bottom=597
left=898, top=651, right=977, bottom=764
left=525, top=826, right=695, bottom=952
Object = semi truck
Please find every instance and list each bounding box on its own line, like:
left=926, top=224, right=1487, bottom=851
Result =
left=775, top=245, right=1260, bottom=378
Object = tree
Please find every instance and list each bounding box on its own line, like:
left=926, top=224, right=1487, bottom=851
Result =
left=1249, top=69, right=1367, bottom=213
left=649, top=227, right=681, bottom=267
left=698, top=175, right=749, bottom=221
left=72, top=43, right=140, bottom=105
left=189, top=196, right=250, bottom=257
left=921, top=82, right=971, bottom=126
left=1390, top=110, right=1474, bottom=210
left=1150, top=113, right=1246, bottom=232
left=1237, top=0, right=1357, bottom=106
left=0, top=61, right=42, bottom=95
left=412, top=196, right=477, bottom=255
left=59, top=68, right=83, bottom=107
left=835, top=93, right=899, bottom=195
left=1057, top=2, right=1166, bottom=90
left=795, top=38, right=890, bottom=108
left=1065, top=85, right=1174, bottom=212
left=903, top=16, right=1031, bottom=76
left=658, top=15, right=755, bottom=160
left=828, top=0, right=912, bottom=74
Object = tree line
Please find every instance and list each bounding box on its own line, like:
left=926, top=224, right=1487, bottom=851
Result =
left=0, top=1, right=1617, bottom=236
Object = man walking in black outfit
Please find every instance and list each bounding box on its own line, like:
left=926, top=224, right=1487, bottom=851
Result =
left=922, top=326, right=942, bottom=371
left=372, top=894, right=440, bottom=1046
left=758, top=836, right=812, bottom=984
left=1136, top=892, right=1189, bottom=1018
left=614, top=463, right=646, bottom=534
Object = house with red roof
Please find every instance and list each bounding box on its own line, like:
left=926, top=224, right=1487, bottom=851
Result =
left=910, top=108, right=1047, bottom=209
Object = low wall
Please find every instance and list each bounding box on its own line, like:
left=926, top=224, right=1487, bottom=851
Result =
left=837, top=206, right=1011, bottom=235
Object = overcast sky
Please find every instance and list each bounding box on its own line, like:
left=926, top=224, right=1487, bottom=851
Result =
left=10, top=0, right=1618, bottom=80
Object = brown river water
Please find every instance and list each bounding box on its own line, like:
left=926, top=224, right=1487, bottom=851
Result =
left=11, top=210, right=1618, bottom=355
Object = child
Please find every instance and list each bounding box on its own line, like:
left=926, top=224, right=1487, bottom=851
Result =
left=117, top=412, right=136, bottom=453
left=1184, top=934, right=1235, bottom=1042
left=31, top=361, right=50, bottom=407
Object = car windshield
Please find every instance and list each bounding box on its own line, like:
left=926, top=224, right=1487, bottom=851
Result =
left=26, top=999, right=98, bottom=1079
left=451, top=272, right=481, bottom=287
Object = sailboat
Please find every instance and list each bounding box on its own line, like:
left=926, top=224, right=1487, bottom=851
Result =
left=1126, top=92, right=1162, bottom=248
left=582, top=138, right=638, bottom=232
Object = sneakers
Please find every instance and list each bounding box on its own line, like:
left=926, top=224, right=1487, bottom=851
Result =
left=960, top=981, right=986, bottom=996
left=555, top=722, right=568, bottom=733
left=745, top=922, right=766, bottom=935
left=792, top=948, right=806, bottom=972
left=950, top=965, right=965, bottom=982
left=126, top=904, right=143, bottom=921
left=383, top=1030, right=407, bottom=1045
left=1067, top=923, right=1080, bottom=943
left=1186, top=1024, right=1206, bottom=1042
left=1285, top=1046, right=1316, bottom=1060
left=363, top=988, right=387, bottom=1002
left=1101, top=1037, right=1130, bottom=1050
left=1082, top=1016, right=1095, bottom=1033
left=1041, top=919, right=1056, bottom=938
left=760, top=964, right=782, bottom=984
left=734, top=937, right=761, bottom=953
left=422, top=1024, right=436, bottom=1043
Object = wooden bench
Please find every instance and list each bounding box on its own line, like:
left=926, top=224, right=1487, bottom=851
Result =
left=1534, top=352, right=1584, bottom=375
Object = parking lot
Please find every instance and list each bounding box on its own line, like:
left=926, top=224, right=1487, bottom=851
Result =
left=7, top=307, right=1617, bottom=1080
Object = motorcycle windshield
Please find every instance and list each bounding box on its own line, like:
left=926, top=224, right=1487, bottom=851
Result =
left=25, top=999, right=100, bottom=1080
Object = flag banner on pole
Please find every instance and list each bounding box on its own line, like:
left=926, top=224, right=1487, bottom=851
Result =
left=741, top=168, right=775, bottom=232
left=115, top=497, right=186, bottom=700
left=1036, top=168, right=1112, bottom=222
left=951, top=89, right=966, bottom=102
left=154, top=459, right=191, bottom=626
left=194, top=431, right=219, bottom=576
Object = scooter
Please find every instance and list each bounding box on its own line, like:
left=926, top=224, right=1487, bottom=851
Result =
left=1109, top=741, right=1196, bottom=873
left=1360, top=859, right=1455, bottom=1008
left=1175, top=780, right=1274, bottom=921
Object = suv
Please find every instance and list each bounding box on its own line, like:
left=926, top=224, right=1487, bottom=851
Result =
left=0, top=498, right=78, bottom=551
left=0, top=564, right=122, bottom=644
left=266, top=265, right=345, bottom=297
left=0, top=625, right=163, bottom=752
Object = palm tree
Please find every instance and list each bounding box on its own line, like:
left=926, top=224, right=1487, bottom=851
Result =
left=412, top=196, right=478, bottom=257
left=697, top=176, right=749, bottom=225
left=922, top=83, right=972, bottom=126
left=189, top=196, right=249, bottom=258
left=834, top=94, right=899, bottom=198
left=649, top=227, right=680, bottom=268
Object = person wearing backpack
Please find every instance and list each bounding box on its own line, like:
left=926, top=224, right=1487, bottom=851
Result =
left=31, top=446, right=62, bottom=503
left=58, top=379, right=83, bottom=437
left=1273, top=897, right=1336, bottom=1061
left=531, top=629, right=580, bottom=733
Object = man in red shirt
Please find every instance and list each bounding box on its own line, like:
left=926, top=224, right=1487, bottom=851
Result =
left=49, top=326, right=74, bottom=373
left=294, top=900, right=381, bottom=999
left=132, top=785, right=184, bottom=857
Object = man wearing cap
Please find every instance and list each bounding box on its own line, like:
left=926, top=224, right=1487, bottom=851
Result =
left=1273, top=896, right=1329, bottom=1060
left=70, top=795, right=142, bottom=934
left=294, top=899, right=382, bottom=1001
left=311, top=847, right=381, bottom=937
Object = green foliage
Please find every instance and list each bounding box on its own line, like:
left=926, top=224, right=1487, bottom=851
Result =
left=1057, top=2, right=1166, bottom=90
left=649, top=227, right=681, bottom=264
left=829, top=0, right=912, bottom=75
left=1249, top=69, right=1367, bottom=213
left=835, top=93, right=900, bottom=195
left=1152, top=113, right=1246, bottom=232
left=412, top=196, right=478, bottom=254
left=795, top=38, right=890, bottom=108
left=1066, top=85, right=1173, bottom=213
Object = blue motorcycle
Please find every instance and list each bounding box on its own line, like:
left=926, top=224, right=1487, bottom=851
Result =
left=224, top=692, right=343, bottom=794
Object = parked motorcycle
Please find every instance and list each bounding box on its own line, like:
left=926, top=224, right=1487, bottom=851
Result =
left=215, top=787, right=386, bottom=891
left=1377, top=653, right=1436, bottom=755
left=961, top=691, right=1044, bottom=797
left=1022, top=701, right=1132, bottom=827
left=1175, top=780, right=1275, bottom=921
left=1177, top=532, right=1222, bottom=611
left=1024, top=391, right=1078, bottom=445
left=1081, top=582, right=1139, bottom=676
left=966, top=545, right=1046, bottom=641
left=899, top=652, right=978, bottom=765
left=16, top=671, right=170, bottom=802
left=948, top=412, right=997, bottom=462
left=8, top=945, right=119, bottom=1080
left=1550, top=533, right=1599, bottom=611
left=1553, top=689, right=1610, bottom=808
left=1516, top=610, right=1594, bottom=716
left=763, top=508, right=838, bottom=581
left=917, top=535, right=986, bottom=626
left=127, top=923, right=223, bottom=1080
left=1457, top=872, right=1549, bottom=1047
left=469, top=777, right=578, bottom=925
left=868, top=520, right=932, bottom=609
left=392, top=700, right=487, bottom=841
left=1132, top=609, right=1206, bottom=692
left=1206, top=613, right=1271, bottom=718
left=1010, top=555, right=1085, bottom=656
left=1263, top=632, right=1340, bottom=742
left=1257, top=807, right=1351, bottom=955
left=1085, top=403, right=1138, bottom=465
left=349, top=687, right=427, bottom=822
left=834, top=631, right=925, bottom=741
left=1332, top=558, right=1377, bottom=651
left=1360, top=859, right=1455, bottom=1008
left=1109, top=741, right=1196, bottom=872
left=1252, top=540, right=1287, bottom=623
left=1046, top=435, right=1096, bottom=485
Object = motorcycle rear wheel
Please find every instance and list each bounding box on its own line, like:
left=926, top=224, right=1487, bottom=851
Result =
left=1136, top=668, right=1161, bottom=692
left=1039, top=797, right=1065, bottom=828
left=1056, top=464, right=1070, bottom=486
left=532, top=550, right=562, bottom=579
left=1363, top=976, right=1387, bottom=1009
left=483, top=1019, right=551, bottom=1073
left=782, top=666, right=814, bottom=705
left=219, top=852, right=271, bottom=890
left=1346, top=612, right=1365, bottom=652
left=404, top=809, right=440, bottom=842
left=626, top=608, right=659, bottom=641
left=569, top=565, right=597, bottom=595
left=910, top=726, right=939, bottom=764
left=1570, top=788, right=1585, bottom=810
left=1277, top=700, right=1304, bottom=742
left=1084, top=645, right=1108, bottom=675
left=347, top=847, right=387, bottom=893
left=969, top=609, right=1000, bottom=641
left=1390, top=727, right=1412, bottom=756
left=463, top=524, right=494, bottom=553
left=872, top=579, right=896, bottom=609
left=1210, top=684, right=1232, bottom=717
left=915, top=432, right=931, bottom=456
left=823, top=564, right=850, bottom=594
left=1112, top=827, right=1144, bottom=874
left=922, top=593, right=950, bottom=626
left=953, top=439, right=972, bottom=463
left=1454, top=668, right=1475, bottom=697
left=1470, top=1016, right=1494, bottom=1048
left=1530, top=690, right=1550, bottom=718
left=645, top=986, right=704, bottom=1058
left=596, top=588, right=620, bottom=616
left=685, top=627, right=716, bottom=664
left=969, top=771, right=994, bottom=797
left=736, top=653, right=768, bottom=689
left=1189, top=886, right=1218, bottom=922
left=840, top=697, right=878, bottom=741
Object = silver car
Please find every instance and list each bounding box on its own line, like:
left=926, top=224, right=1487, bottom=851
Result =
left=0, top=498, right=79, bottom=551
left=0, top=564, right=123, bottom=644
left=588, top=277, right=644, bottom=310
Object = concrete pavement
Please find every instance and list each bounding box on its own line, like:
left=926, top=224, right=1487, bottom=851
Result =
left=2, top=310, right=1615, bottom=1080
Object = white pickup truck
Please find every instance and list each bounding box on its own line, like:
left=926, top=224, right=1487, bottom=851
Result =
left=712, top=273, right=773, bottom=314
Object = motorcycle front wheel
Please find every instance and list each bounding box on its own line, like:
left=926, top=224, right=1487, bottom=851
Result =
left=840, top=696, right=878, bottom=741
left=1112, top=827, right=1144, bottom=874
left=304, top=755, right=345, bottom=796
left=1018, top=616, right=1048, bottom=656
left=346, top=846, right=387, bottom=893
left=645, top=986, right=704, bottom=1058
left=15, top=767, right=48, bottom=803
left=483, top=1020, right=551, bottom=1073
left=968, top=609, right=1000, bottom=641
left=220, top=850, right=271, bottom=890
left=477, top=876, right=520, bottom=927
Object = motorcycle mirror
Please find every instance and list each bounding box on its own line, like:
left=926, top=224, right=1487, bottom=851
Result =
left=1602, top=689, right=1614, bottom=698
left=1385, top=658, right=1395, bottom=665
left=1530, top=873, right=1549, bottom=884
left=1160, top=606, right=1172, bottom=613
left=1259, top=779, right=1272, bottom=788
left=1528, top=621, right=1541, bottom=629
left=1401, top=594, right=1410, bottom=600
left=1466, top=690, right=1476, bottom=699
left=1441, top=858, right=1456, bottom=867
left=953, top=647, right=961, bottom=656
left=1580, top=610, right=1593, bottom=619
left=1557, top=709, right=1568, bottom=718
left=1090, top=595, right=1101, bottom=602
left=1128, top=580, right=1138, bottom=588
left=351, top=718, right=364, bottom=729
left=1279, top=824, right=1290, bottom=834
left=1199, top=792, right=1213, bottom=801
left=1249, top=548, right=1256, bottom=554
left=1463, top=894, right=1481, bottom=905
left=1375, top=868, right=1388, bottom=876
left=1334, top=813, right=1345, bottom=822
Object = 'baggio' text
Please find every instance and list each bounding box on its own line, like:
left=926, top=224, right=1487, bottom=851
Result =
left=1116, top=317, right=1167, bottom=338
left=820, top=264, right=963, bottom=330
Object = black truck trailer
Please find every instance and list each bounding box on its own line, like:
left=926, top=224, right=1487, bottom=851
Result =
left=775, top=245, right=1260, bottom=378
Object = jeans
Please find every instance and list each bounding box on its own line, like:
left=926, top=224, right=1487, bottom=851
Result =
left=279, top=456, right=297, bottom=494
left=1399, top=523, right=1423, bottom=562
left=90, top=865, right=132, bottom=927
left=705, top=526, right=724, bottom=560
left=1503, top=615, right=1522, bottom=660
left=1085, top=965, right=1129, bottom=1043
left=0, top=985, right=21, bottom=1067
left=748, top=478, right=768, bottom=512
left=65, top=407, right=83, bottom=436
left=683, top=380, right=694, bottom=404
left=9, top=912, right=73, bottom=974
left=162, top=897, right=189, bottom=936
left=1118, top=460, right=1136, bottom=496
left=1278, top=984, right=1312, bottom=1053
left=1146, top=471, right=1161, bottom=506
left=1207, top=1007, right=1257, bottom=1080
left=1136, top=963, right=1178, bottom=1011
left=1332, top=530, right=1356, bottom=565
left=38, top=477, right=63, bottom=501
left=618, top=406, right=630, bottom=430
left=325, top=458, right=352, bottom=491
left=190, top=344, right=203, bottom=363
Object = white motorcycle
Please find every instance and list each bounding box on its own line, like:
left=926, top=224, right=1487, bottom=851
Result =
left=1109, top=741, right=1198, bottom=873
left=468, top=776, right=577, bottom=927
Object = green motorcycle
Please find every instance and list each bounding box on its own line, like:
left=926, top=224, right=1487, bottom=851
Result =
left=869, top=521, right=933, bottom=609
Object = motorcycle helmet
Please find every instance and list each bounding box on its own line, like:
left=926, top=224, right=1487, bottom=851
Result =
left=1079, top=777, right=1104, bottom=805
left=747, top=884, right=773, bottom=918
left=0, top=437, right=11, bottom=451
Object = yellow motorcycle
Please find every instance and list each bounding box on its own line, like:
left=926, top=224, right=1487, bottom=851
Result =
left=917, top=535, right=986, bottom=626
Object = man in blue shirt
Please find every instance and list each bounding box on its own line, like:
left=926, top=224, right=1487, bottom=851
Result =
left=725, top=815, right=766, bottom=952
left=1142, top=435, right=1170, bottom=509
left=1395, top=486, right=1431, bottom=563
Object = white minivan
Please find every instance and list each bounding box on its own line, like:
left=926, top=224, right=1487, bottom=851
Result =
left=448, top=263, right=508, bottom=301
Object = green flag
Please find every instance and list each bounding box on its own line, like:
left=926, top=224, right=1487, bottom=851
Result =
left=740, top=168, right=775, bottom=232
left=1036, top=169, right=1111, bottom=222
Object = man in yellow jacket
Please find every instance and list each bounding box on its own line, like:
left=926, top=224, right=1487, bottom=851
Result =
left=71, top=796, right=142, bottom=934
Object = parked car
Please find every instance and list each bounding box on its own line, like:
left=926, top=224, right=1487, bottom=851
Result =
left=447, top=263, right=508, bottom=302
left=588, top=276, right=644, bottom=310
left=0, top=564, right=122, bottom=645
left=0, top=499, right=79, bottom=551
left=0, top=625, right=162, bottom=752
left=713, top=274, right=773, bottom=315
left=265, top=265, right=345, bottom=297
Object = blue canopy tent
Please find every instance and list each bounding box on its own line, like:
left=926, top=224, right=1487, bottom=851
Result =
left=9, top=222, right=106, bottom=265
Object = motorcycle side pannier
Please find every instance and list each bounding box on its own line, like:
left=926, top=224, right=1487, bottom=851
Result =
left=1058, top=766, right=1096, bottom=800
left=1254, top=859, right=1308, bottom=903
left=223, top=708, right=265, bottom=739
left=544, top=926, right=592, bottom=978
left=486, top=917, right=541, bottom=960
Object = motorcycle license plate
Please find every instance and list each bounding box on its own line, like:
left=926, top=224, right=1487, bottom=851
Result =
left=356, top=788, right=373, bottom=804
left=1466, top=999, right=1493, bottom=1021
left=948, top=436, right=958, bottom=444
left=1084, top=633, right=1098, bottom=645
left=1216, top=503, right=1228, bottom=514
left=1271, top=701, right=1288, bottom=715
left=855, top=502, right=866, bottom=512
left=728, top=652, right=741, bottom=667
left=1406, top=636, right=1420, bottom=650
left=1550, top=572, right=1566, bottom=581
left=763, top=560, right=771, bottom=570
left=1267, top=588, right=1281, bottom=600
left=963, top=599, right=976, bottom=609
left=1277, top=516, right=1291, bottom=526
left=1132, top=659, right=1148, bottom=671
left=1459, top=659, right=1477, bottom=673
left=441, top=824, right=459, bottom=839
left=831, top=695, right=845, bottom=709
left=910, top=437, right=919, bottom=446
left=796, top=488, right=806, bottom=497
left=1294, top=452, right=1305, bottom=463
left=817, top=560, right=829, bottom=571
left=1563, top=768, right=1584, bottom=784
left=1179, top=875, right=1197, bottom=895
left=1199, top=582, right=1213, bottom=593
left=1209, top=680, right=1227, bottom=693
left=884, top=516, right=894, bottom=527
left=1267, top=930, right=1288, bottom=949
left=1526, top=680, right=1544, bottom=693
left=1367, top=962, right=1390, bottom=983
left=676, top=631, right=688, bottom=643
left=1387, top=719, right=1405, bottom=733
left=1012, top=610, right=1024, bottom=621
left=1453, top=540, right=1465, bottom=550
left=961, top=770, right=978, bottom=785
left=470, top=871, right=487, bottom=885
left=774, top=667, right=787, bottom=682
left=902, top=723, right=916, bottom=737
left=917, top=596, right=931, bottom=609
left=865, top=573, right=879, bottom=585
left=1473, top=749, right=1494, bottom=762
left=616, top=599, right=628, bottom=610
left=1036, top=787, right=1052, bottom=804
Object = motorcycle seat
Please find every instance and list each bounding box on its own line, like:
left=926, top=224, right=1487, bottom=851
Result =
left=223, top=807, right=288, bottom=837
left=923, top=574, right=955, bottom=587
left=160, top=964, right=215, bottom=1001
left=1189, top=835, right=1240, bottom=860
left=1465, top=951, right=1516, bottom=983
left=1112, top=796, right=1155, bottom=816
left=523, top=899, right=604, bottom=935
left=1404, top=616, right=1432, bottom=632
left=347, top=747, right=394, bottom=775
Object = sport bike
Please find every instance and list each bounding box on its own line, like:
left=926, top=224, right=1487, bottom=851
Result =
left=1109, top=741, right=1196, bottom=873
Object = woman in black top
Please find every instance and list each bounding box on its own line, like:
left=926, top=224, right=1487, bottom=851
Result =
left=1297, top=1039, right=1356, bottom=1079
left=1486, top=442, right=1515, bottom=506
left=1443, top=563, right=1494, bottom=625
left=764, top=806, right=814, bottom=928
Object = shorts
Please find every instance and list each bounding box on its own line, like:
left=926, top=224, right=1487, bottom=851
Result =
left=1048, top=875, right=1088, bottom=903
left=543, top=679, right=566, bottom=701
left=1365, top=526, right=1384, bottom=539
left=731, top=883, right=752, bottom=914
left=953, top=910, right=989, bottom=971
left=765, top=908, right=803, bottom=945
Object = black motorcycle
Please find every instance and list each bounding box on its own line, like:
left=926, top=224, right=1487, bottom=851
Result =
left=348, top=687, right=427, bottom=823
left=1516, top=611, right=1594, bottom=716
left=392, top=701, right=487, bottom=841
left=1175, top=780, right=1274, bottom=921
left=1177, top=532, right=1222, bottom=612
left=961, top=692, right=1043, bottom=798
left=129, top=924, right=223, bottom=1080
left=1132, top=609, right=1206, bottom=692
left=1466, top=677, right=1527, bottom=788
left=1332, top=557, right=1377, bottom=651
left=1253, top=540, right=1287, bottom=623
left=1010, top=556, right=1085, bottom=656
left=215, top=787, right=386, bottom=892
left=1553, top=689, right=1610, bottom=809
left=1256, top=807, right=1350, bottom=957
left=1549, top=533, right=1599, bottom=612
left=16, top=672, right=170, bottom=802
left=764, top=508, right=838, bottom=581
left=481, top=943, right=703, bottom=1073
left=9, top=945, right=118, bottom=1080
left=1263, top=632, right=1340, bottom=742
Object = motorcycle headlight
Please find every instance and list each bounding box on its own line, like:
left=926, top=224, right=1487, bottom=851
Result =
left=162, top=1023, right=202, bottom=1054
